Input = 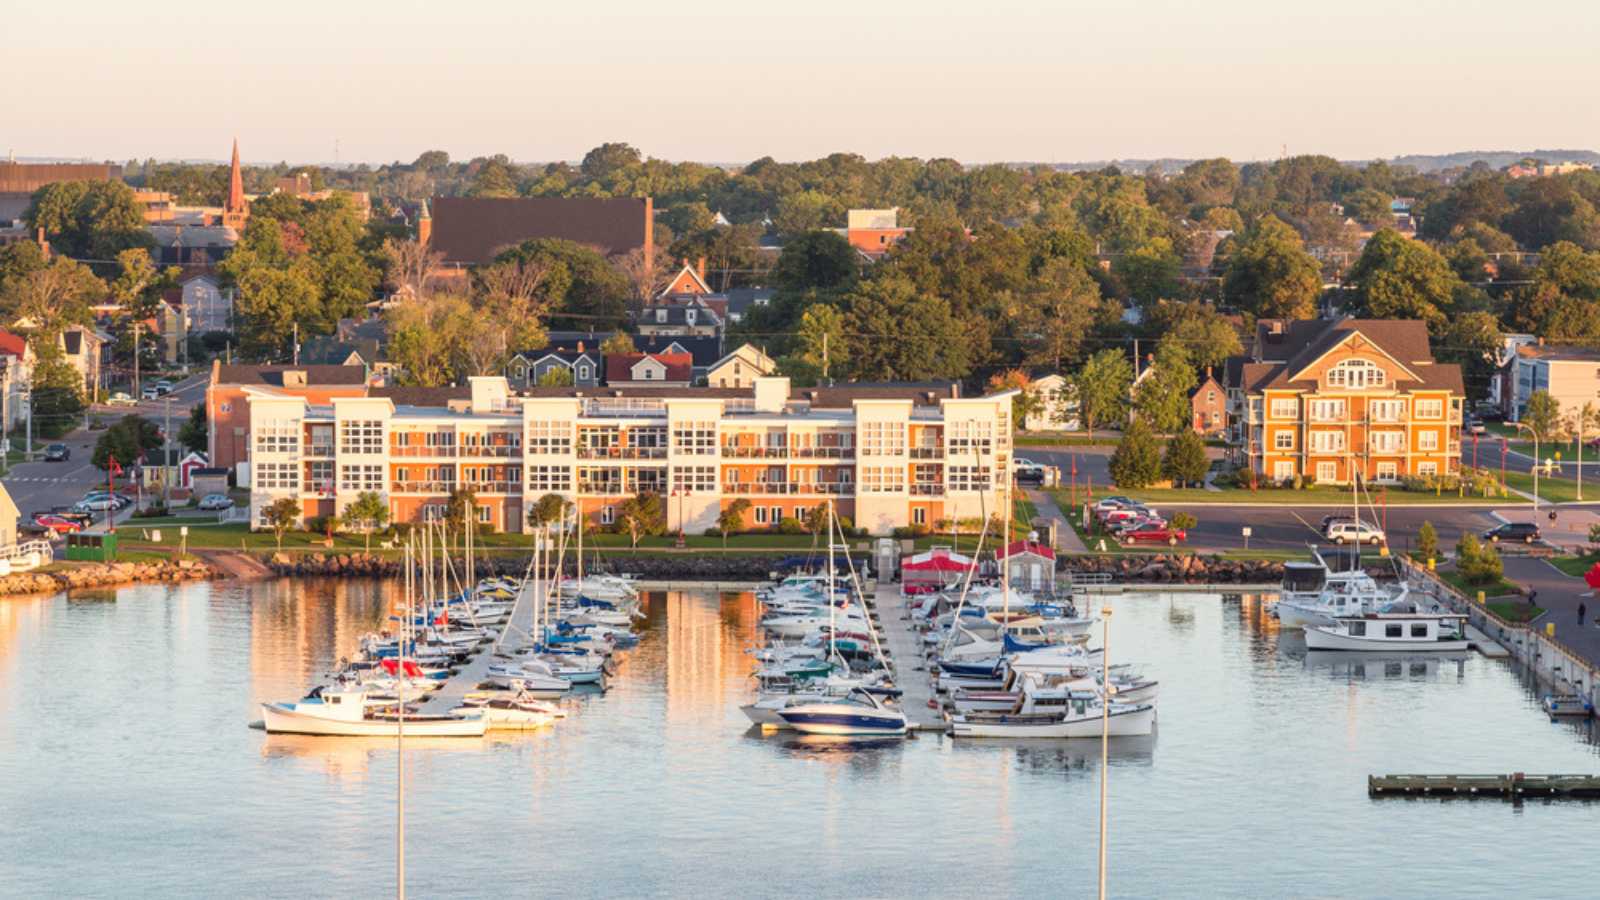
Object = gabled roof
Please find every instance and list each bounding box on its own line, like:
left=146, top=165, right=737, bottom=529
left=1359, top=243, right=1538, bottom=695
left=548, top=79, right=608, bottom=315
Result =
left=708, top=343, right=775, bottom=374
left=1240, top=318, right=1463, bottom=395
left=656, top=262, right=712, bottom=298
left=300, top=336, right=380, bottom=367
left=635, top=300, right=723, bottom=329
left=721, top=287, right=773, bottom=317
left=0, top=330, right=27, bottom=358
left=636, top=333, right=722, bottom=368
left=606, top=352, right=693, bottom=384
left=1188, top=374, right=1224, bottom=399
left=998, top=540, right=1056, bottom=561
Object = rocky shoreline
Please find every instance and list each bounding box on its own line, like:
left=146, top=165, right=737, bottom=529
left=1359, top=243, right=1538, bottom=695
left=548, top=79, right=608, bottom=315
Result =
left=1066, top=554, right=1285, bottom=584
left=0, top=559, right=216, bottom=597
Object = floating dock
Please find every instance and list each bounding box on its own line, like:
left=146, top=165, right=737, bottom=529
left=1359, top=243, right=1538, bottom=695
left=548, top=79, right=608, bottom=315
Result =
left=414, top=584, right=541, bottom=715
left=870, top=581, right=946, bottom=732
left=1369, top=773, right=1600, bottom=799
left=1463, top=623, right=1510, bottom=658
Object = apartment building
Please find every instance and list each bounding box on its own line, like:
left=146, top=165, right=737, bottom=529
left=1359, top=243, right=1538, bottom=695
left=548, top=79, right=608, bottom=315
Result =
left=1226, top=319, right=1464, bottom=484
left=243, top=377, right=1013, bottom=535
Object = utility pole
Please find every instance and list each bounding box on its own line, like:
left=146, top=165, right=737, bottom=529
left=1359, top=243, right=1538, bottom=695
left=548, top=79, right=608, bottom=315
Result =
left=821, top=332, right=829, bottom=384
left=23, top=377, right=32, bottom=462
left=164, top=396, right=173, bottom=492
left=293, top=322, right=299, bottom=365
left=132, top=320, right=141, bottom=403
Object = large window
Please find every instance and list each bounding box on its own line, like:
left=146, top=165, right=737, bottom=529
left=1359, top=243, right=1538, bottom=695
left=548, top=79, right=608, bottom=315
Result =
left=339, top=420, right=383, bottom=454
left=255, top=419, right=300, bottom=454
left=1269, top=398, right=1299, bottom=418
left=859, top=465, right=905, bottom=493
left=1326, top=358, right=1386, bottom=389
left=859, top=422, right=906, bottom=456
left=1417, top=431, right=1439, bottom=451
left=947, top=464, right=992, bottom=492
left=339, top=464, right=383, bottom=491
left=1308, top=399, right=1347, bottom=422
left=255, top=462, right=299, bottom=490
left=948, top=420, right=994, bottom=456
left=1369, top=399, right=1405, bottom=422
left=526, top=465, right=572, bottom=492
left=1370, top=431, right=1405, bottom=453
left=1308, top=430, right=1346, bottom=452
left=526, top=420, right=573, bottom=454
left=673, top=421, right=717, bottom=455
left=1415, top=399, right=1443, bottom=419
left=1273, top=431, right=1294, bottom=450
left=671, top=465, right=717, bottom=493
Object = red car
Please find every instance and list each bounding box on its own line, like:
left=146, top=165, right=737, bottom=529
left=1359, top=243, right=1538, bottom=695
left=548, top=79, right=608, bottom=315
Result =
left=33, top=513, right=84, bottom=534
left=1121, top=521, right=1187, bottom=545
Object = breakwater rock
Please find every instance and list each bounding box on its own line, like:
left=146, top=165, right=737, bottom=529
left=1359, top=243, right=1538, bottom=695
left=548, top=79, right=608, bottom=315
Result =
left=267, top=552, right=401, bottom=577
left=1065, top=554, right=1284, bottom=584
left=0, top=559, right=215, bottom=596
left=267, top=552, right=838, bottom=581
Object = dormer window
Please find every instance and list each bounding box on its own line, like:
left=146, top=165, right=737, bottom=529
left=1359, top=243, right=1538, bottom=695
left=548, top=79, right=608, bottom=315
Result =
left=1327, top=359, right=1385, bottom=389
left=656, top=310, right=667, bottom=323
left=578, top=364, right=591, bottom=379
left=686, top=310, right=697, bottom=325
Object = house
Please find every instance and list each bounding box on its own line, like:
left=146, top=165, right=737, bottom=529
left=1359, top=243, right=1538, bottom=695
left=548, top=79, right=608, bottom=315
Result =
left=997, top=540, right=1056, bottom=592
left=0, top=480, right=18, bottom=548
left=723, top=287, right=773, bottom=324
left=1190, top=369, right=1226, bottom=435
left=1502, top=343, right=1600, bottom=424
left=506, top=348, right=601, bottom=389
left=634, top=298, right=722, bottom=338
left=841, top=208, right=912, bottom=260
left=657, top=259, right=713, bottom=298
left=1021, top=373, right=1078, bottom=431
left=59, top=325, right=105, bottom=397
left=604, top=352, right=693, bottom=388
left=1224, top=318, right=1464, bottom=485
left=205, top=362, right=369, bottom=475
left=1488, top=333, right=1538, bottom=412
left=189, top=467, right=230, bottom=498
left=0, top=330, right=34, bottom=432
left=706, top=344, right=776, bottom=389
left=636, top=334, right=724, bottom=380
left=135, top=449, right=209, bottom=490
left=148, top=224, right=239, bottom=267
left=180, top=272, right=232, bottom=334
left=424, top=196, right=654, bottom=267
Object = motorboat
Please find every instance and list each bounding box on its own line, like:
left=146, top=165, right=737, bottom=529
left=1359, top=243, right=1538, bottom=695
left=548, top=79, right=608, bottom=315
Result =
left=453, top=694, right=558, bottom=730
left=1276, top=568, right=1410, bottom=629
left=1304, top=613, right=1469, bottom=652
left=951, top=697, right=1156, bottom=739
left=1542, top=694, right=1595, bottom=718
left=484, top=660, right=578, bottom=694
left=775, top=688, right=909, bottom=736
left=261, top=687, right=487, bottom=737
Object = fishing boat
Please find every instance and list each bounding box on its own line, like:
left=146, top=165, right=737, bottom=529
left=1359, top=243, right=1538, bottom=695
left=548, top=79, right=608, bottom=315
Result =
left=1303, top=613, right=1469, bottom=652
left=775, top=687, right=909, bottom=736
left=261, top=687, right=487, bottom=737
left=1275, top=553, right=1410, bottom=629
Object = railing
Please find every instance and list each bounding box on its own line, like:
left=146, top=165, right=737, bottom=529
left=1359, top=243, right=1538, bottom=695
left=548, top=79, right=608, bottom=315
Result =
left=790, top=446, right=855, bottom=459
left=307, top=444, right=335, bottom=458
left=459, top=445, right=520, bottom=458
left=462, top=481, right=517, bottom=493
left=0, top=540, right=52, bottom=564
left=721, top=445, right=789, bottom=458
left=724, top=481, right=851, bottom=495
left=792, top=482, right=852, bottom=495
left=391, top=480, right=456, bottom=493
left=391, top=445, right=456, bottom=458
left=576, top=481, right=627, bottom=495
left=909, top=447, right=944, bottom=459
left=910, top=484, right=943, bottom=496
left=583, top=398, right=666, bottom=416
left=577, top=446, right=669, bottom=460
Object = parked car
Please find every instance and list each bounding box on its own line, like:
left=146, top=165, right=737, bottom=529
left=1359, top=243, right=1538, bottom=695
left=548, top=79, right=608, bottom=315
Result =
left=141, top=385, right=161, bottom=400
left=78, top=491, right=130, bottom=510
left=1465, top=419, right=1487, bottom=436
left=197, top=493, right=234, bottom=511
left=1325, top=520, right=1385, bottom=545
left=1012, top=457, right=1038, bottom=471
left=1320, top=513, right=1356, bottom=532
left=43, top=443, right=69, bottom=461
left=31, top=513, right=83, bottom=534
left=1100, top=507, right=1155, bottom=529
left=1092, top=496, right=1142, bottom=513
left=1112, top=514, right=1166, bottom=536
left=47, top=508, right=94, bottom=528
left=1122, top=520, right=1188, bottom=545
left=107, top=391, right=136, bottom=406
left=1483, top=522, right=1541, bottom=544
left=155, top=379, right=174, bottom=394
left=1015, top=468, right=1045, bottom=486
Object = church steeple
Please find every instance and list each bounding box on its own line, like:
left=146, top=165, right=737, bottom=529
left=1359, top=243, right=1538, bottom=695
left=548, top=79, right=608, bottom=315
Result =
left=222, top=138, right=248, bottom=229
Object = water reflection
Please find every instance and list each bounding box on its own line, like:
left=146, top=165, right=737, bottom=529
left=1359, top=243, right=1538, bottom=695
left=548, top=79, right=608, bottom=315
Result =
left=949, top=733, right=1158, bottom=777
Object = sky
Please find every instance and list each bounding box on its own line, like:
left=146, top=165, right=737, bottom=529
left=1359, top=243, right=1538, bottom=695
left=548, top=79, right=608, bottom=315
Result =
left=2, top=0, right=1596, bottom=166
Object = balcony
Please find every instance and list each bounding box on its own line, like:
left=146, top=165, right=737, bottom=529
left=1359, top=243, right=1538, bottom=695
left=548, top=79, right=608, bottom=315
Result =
left=910, top=483, right=943, bottom=496
left=721, top=445, right=790, bottom=459
left=458, top=445, right=521, bottom=458
left=793, top=482, right=852, bottom=495
left=576, top=482, right=627, bottom=495
left=307, top=443, right=335, bottom=458
left=576, top=446, right=669, bottom=460
left=461, top=481, right=517, bottom=494
left=909, top=447, right=944, bottom=460
left=391, top=480, right=456, bottom=493
left=790, top=446, right=854, bottom=459
left=391, top=445, right=456, bottom=458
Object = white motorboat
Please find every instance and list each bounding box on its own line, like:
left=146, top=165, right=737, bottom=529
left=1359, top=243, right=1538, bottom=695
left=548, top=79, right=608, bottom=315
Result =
left=484, top=661, right=577, bottom=694
left=951, top=698, right=1156, bottom=738
left=453, top=695, right=557, bottom=730
left=261, top=688, right=487, bottom=737
left=762, top=610, right=870, bottom=639
left=1303, top=613, right=1469, bottom=652
left=1276, top=565, right=1410, bottom=629
left=775, top=688, right=908, bottom=736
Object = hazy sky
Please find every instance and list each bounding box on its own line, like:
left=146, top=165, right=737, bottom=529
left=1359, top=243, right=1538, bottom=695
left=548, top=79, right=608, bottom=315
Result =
left=3, top=0, right=1595, bottom=165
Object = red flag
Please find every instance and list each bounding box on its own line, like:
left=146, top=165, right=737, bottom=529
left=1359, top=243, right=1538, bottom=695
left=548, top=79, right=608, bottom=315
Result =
left=107, top=455, right=123, bottom=477
left=1584, top=562, right=1600, bottom=591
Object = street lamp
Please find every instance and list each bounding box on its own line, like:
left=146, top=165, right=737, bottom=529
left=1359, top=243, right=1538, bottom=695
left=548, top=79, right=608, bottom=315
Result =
left=673, top=487, right=687, bottom=548
left=1515, top=422, right=1541, bottom=520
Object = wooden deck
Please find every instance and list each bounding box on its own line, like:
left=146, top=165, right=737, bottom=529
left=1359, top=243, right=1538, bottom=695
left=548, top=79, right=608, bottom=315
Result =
left=1369, top=773, right=1600, bottom=799
left=871, top=581, right=947, bottom=732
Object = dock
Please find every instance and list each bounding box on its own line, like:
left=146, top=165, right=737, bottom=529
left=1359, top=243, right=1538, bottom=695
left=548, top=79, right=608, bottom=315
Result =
left=415, top=583, right=541, bottom=715
left=869, top=580, right=946, bottom=732
left=1369, top=773, right=1600, bottom=799
left=1463, top=623, right=1510, bottom=658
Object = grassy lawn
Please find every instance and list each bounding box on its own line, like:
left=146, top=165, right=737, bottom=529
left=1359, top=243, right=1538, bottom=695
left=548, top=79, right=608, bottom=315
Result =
left=1486, top=601, right=1544, bottom=623
left=1068, top=485, right=1504, bottom=506
left=1014, top=433, right=1113, bottom=447
left=1499, top=470, right=1583, bottom=503
left=1436, top=566, right=1521, bottom=599
left=1549, top=552, right=1600, bottom=577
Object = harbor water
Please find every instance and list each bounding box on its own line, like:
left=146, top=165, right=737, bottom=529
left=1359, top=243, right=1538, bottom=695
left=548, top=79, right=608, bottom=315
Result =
left=1, top=579, right=1596, bottom=898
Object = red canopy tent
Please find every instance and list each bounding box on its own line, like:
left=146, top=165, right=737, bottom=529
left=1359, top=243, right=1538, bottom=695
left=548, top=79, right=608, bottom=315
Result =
left=900, top=548, right=975, bottom=593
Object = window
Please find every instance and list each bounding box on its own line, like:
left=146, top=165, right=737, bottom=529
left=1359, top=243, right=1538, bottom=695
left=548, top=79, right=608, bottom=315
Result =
left=255, top=462, right=299, bottom=490
left=1327, top=358, right=1386, bottom=389
left=1370, top=399, right=1404, bottom=422
left=1308, top=399, right=1347, bottom=422
left=1269, top=398, right=1299, bottom=418
left=947, top=419, right=994, bottom=456
left=578, top=364, right=591, bottom=380
left=1317, top=462, right=1337, bottom=483
left=860, top=465, right=905, bottom=493
left=477, top=505, right=492, bottom=524
left=754, top=506, right=767, bottom=524
left=1371, top=431, right=1405, bottom=453
left=1273, top=431, right=1294, bottom=450
left=526, top=465, right=572, bottom=492
left=601, top=505, right=615, bottom=525
left=860, top=422, right=906, bottom=456
left=913, top=507, right=926, bottom=525
left=947, top=465, right=993, bottom=492
left=254, top=418, right=300, bottom=454
left=1417, top=461, right=1438, bottom=477
left=1411, top=624, right=1428, bottom=637
left=1415, top=399, right=1443, bottom=419
left=1386, top=624, right=1403, bottom=638
left=1273, top=461, right=1295, bottom=482
left=768, top=506, right=781, bottom=524
left=1376, top=462, right=1398, bottom=481
left=339, top=464, right=383, bottom=491
left=671, top=465, right=717, bottom=493
left=339, top=420, right=383, bottom=454
left=1417, top=431, right=1439, bottom=451
left=527, top=420, right=573, bottom=454
left=1207, top=391, right=1216, bottom=404
left=1308, top=431, right=1346, bottom=452
left=673, top=421, right=717, bottom=455
left=1349, top=621, right=1366, bottom=637
left=307, top=460, right=334, bottom=492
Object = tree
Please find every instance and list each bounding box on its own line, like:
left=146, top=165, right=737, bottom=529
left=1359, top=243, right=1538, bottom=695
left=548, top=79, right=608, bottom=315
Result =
left=177, top=404, right=207, bottom=454
left=1418, top=520, right=1438, bottom=561
left=1455, top=531, right=1503, bottom=585
left=845, top=275, right=972, bottom=380
left=1162, top=429, right=1210, bottom=486
left=1435, top=311, right=1502, bottom=400
left=491, top=238, right=632, bottom=329
left=773, top=191, right=844, bottom=237
left=987, top=369, right=1043, bottom=427
left=382, top=237, right=442, bottom=301
left=1114, top=237, right=1182, bottom=305
left=770, top=231, right=858, bottom=293
left=0, top=257, right=102, bottom=345
left=1134, top=339, right=1198, bottom=433
left=718, top=498, right=752, bottom=549
left=537, top=366, right=574, bottom=386
left=788, top=302, right=847, bottom=381
left=616, top=491, right=665, bottom=551
left=467, top=156, right=519, bottom=197
left=613, top=246, right=674, bottom=303
left=580, top=143, right=642, bottom=180
left=385, top=294, right=477, bottom=386
left=1170, top=511, right=1198, bottom=532
left=1346, top=229, right=1461, bottom=333
left=1523, top=390, right=1562, bottom=443
left=1148, top=301, right=1245, bottom=371
left=91, top=415, right=162, bottom=471
left=1344, top=188, right=1395, bottom=228
left=1015, top=257, right=1106, bottom=369
left=26, top=180, right=153, bottom=259
left=344, top=491, right=389, bottom=551
left=264, top=497, right=302, bottom=550
left=1108, top=417, right=1161, bottom=489
left=1221, top=215, right=1322, bottom=319
left=1072, top=348, right=1133, bottom=440
left=600, top=332, right=636, bottom=354
left=528, top=493, right=571, bottom=531
left=445, top=486, right=479, bottom=536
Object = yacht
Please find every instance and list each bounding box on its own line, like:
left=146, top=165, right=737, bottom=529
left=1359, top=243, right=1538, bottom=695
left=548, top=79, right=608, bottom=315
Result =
left=951, top=676, right=1156, bottom=739
left=775, top=688, right=909, bottom=736
left=1275, top=552, right=1409, bottom=629
left=1304, top=613, right=1469, bottom=652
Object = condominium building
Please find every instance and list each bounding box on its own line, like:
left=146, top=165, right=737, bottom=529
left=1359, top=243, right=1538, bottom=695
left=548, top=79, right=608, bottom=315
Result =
left=243, top=376, right=1013, bottom=535
left=1225, top=318, right=1464, bottom=484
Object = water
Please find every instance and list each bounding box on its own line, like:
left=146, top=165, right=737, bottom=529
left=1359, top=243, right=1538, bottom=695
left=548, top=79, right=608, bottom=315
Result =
left=1, top=580, right=1596, bottom=898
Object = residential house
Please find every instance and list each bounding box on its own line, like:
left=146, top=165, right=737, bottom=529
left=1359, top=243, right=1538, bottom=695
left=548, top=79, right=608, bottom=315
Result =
left=205, top=362, right=369, bottom=476
left=180, top=272, right=232, bottom=334
left=0, top=331, right=33, bottom=432
left=841, top=208, right=912, bottom=260
left=1488, top=333, right=1537, bottom=413
left=1020, top=374, right=1078, bottom=432
left=658, top=259, right=712, bottom=298
left=0, top=480, right=18, bottom=548
left=723, top=287, right=773, bottom=324
left=637, top=334, right=724, bottom=381
left=1225, top=318, right=1464, bottom=484
left=706, top=344, right=776, bottom=389
left=1502, top=343, right=1600, bottom=424
left=507, top=349, right=601, bottom=389
left=148, top=224, right=238, bottom=267
left=605, top=352, right=694, bottom=388
left=1190, top=369, right=1226, bottom=435
left=634, top=298, right=722, bottom=338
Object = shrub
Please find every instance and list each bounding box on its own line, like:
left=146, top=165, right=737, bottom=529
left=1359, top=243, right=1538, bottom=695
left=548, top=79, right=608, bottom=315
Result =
left=1169, top=511, right=1197, bottom=531
left=776, top=517, right=806, bottom=534
left=1455, top=531, right=1504, bottom=585
left=891, top=525, right=929, bottom=539
left=1418, top=521, right=1438, bottom=560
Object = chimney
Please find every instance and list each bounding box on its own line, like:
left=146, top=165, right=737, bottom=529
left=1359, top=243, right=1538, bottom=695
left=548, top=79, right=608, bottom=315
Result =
left=576, top=340, right=585, bottom=353
left=35, top=227, right=49, bottom=259
left=1206, top=365, right=1213, bottom=378
left=696, top=256, right=707, bottom=282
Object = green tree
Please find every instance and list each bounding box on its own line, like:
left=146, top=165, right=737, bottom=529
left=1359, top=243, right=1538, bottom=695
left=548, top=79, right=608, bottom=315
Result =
left=773, top=191, right=844, bottom=237
left=600, top=332, right=636, bottom=355
left=1109, top=416, right=1162, bottom=489
left=789, top=303, right=847, bottom=380
left=1162, top=429, right=1210, bottom=486
left=1418, top=520, right=1438, bottom=561
left=616, top=491, right=666, bottom=551
left=264, top=497, right=302, bottom=550
left=1015, top=257, right=1106, bottom=369
left=91, top=414, right=162, bottom=471
left=1169, top=511, right=1198, bottom=532
left=344, top=491, right=389, bottom=551
left=1221, top=215, right=1322, bottom=319
left=718, top=498, right=752, bottom=549
left=26, top=180, right=153, bottom=259
left=30, top=352, right=86, bottom=438
left=1522, top=390, right=1562, bottom=443
left=1134, top=339, right=1198, bottom=433
left=385, top=294, right=477, bottom=386
left=1072, top=348, right=1133, bottom=440
left=1114, top=237, right=1181, bottom=304
left=1151, top=301, right=1244, bottom=370
left=528, top=493, right=571, bottom=531
left=1344, top=188, right=1395, bottom=227
left=537, top=366, right=574, bottom=386
left=770, top=231, right=858, bottom=293
left=1455, top=531, right=1503, bottom=585
left=844, top=276, right=972, bottom=380
left=580, top=143, right=642, bottom=180
left=1346, top=229, right=1461, bottom=333
left=467, top=156, right=519, bottom=197
left=445, top=486, right=479, bottom=535
left=0, top=257, right=102, bottom=345
left=492, top=238, right=631, bottom=329
left=177, top=404, right=207, bottom=454
left=1437, top=311, right=1502, bottom=400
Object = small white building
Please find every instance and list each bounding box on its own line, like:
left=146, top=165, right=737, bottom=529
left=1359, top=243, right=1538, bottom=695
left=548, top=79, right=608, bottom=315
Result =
left=997, top=540, right=1056, bottom=592
left=1022, top=374, right=1078, bottom=431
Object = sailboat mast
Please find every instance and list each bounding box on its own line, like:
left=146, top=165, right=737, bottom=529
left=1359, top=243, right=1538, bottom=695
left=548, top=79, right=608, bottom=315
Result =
left=576, top=502, right=584, bottom=590
left=1002, top=472, right=1011, bottom=622
left=397, top=536, right=409, bottom=900
left=826, top=499, right=836, bottom=663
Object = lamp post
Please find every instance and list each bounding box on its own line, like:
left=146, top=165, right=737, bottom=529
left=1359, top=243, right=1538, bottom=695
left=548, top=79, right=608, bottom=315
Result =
left=674, top=488, right=687, bottom=549
left=1516, top=422, right=1541, bottom=520
left=1500, top=437, right=1508, bottom=492
left=1097, top=605, right=1114, bottom=900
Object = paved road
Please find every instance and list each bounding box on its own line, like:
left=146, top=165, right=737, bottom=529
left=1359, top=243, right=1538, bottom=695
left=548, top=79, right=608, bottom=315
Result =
left=2, top=429, right=106, bottom=518
left=1499, top=557, right=1600, bottom=677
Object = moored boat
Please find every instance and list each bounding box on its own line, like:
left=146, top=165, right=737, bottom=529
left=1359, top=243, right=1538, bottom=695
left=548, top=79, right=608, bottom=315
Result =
left=261, top=688, right=487, bottom=737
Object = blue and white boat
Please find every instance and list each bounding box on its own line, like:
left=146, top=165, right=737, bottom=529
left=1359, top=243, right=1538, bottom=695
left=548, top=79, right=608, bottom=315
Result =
left=775, top=688, right=908, bottom=736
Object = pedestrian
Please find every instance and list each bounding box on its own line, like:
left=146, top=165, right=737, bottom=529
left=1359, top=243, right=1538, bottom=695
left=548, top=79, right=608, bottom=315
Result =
left=1529, top=589, right=1539, bottom=610
left=1580, top=602, right=1587, bottom=625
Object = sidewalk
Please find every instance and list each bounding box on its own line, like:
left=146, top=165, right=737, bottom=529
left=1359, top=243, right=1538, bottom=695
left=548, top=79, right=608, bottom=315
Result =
left=1500, top=556, right=1600, bottom=671
left=1026, top=488, right=1088, bottom=552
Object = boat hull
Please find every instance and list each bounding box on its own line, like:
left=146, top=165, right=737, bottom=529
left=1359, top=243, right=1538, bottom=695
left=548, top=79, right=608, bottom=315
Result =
left=260, top=703, right=487, bottom=737
left=776, top=709, right=908, bottom=736
left=1274, top=601, right=1338, bottom=629
left=951, top=704, right=1155, bottom=739
left=1303, top=628, right=1469, bottom=653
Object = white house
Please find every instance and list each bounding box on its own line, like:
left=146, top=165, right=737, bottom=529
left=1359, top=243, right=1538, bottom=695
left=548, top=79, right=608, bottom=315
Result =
left=1022, top=374, right=1078, bottom=431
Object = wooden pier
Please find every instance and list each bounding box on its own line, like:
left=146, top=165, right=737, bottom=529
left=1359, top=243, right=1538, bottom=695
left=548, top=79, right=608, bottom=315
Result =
left=1369, top=773, right=1600, bottom=799
left=870, top=581, right=947, bottom=732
